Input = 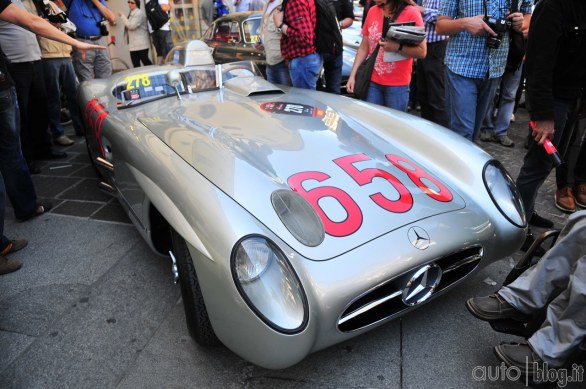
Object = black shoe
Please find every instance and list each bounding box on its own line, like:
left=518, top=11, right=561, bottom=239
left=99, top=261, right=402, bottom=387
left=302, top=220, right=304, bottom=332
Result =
left=494, top=343, right=545, bottom=377
left=520, top=233, right=546, bottom=257
left=35, top=150, right=67, bottom=160
left=466, top=294, right=530, bottom=322
left=16, top=202, right=53, bottom=222
left=529, top=212, right=554, bottom=228
left=27, top=160, right=41, bottom=174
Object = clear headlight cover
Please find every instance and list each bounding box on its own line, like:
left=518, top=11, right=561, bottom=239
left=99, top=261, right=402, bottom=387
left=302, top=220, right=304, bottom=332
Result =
left=483, top=161, right=526, bottom=228
left=271, top=189, right=324, bottom=247
left=231, top=236, right=308, bottom=333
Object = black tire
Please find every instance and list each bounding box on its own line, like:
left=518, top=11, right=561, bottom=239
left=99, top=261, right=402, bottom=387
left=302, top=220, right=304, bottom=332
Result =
left=170, top=229, right=219, bottom=346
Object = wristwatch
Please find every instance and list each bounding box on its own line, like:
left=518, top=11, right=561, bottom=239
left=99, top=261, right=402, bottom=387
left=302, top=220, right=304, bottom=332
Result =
left=277, top=22, right=285, bottom=33
left=397, top=42, right=404, bottom=52
left=339, top=21, right=343, bottom=29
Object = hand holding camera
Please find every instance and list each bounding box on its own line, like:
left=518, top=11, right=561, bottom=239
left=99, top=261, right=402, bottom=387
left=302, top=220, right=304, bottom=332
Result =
left=97, top=19, right=109, bottom=36
left=483, top=16, right=511, bottom=48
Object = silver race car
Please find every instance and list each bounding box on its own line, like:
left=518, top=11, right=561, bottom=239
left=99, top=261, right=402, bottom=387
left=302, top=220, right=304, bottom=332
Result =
left=79, top=40, right=527, bottom=369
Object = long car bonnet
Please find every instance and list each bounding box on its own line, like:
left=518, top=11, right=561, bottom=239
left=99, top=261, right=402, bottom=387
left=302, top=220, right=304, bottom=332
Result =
left=138, top=84, right=469, bottom=260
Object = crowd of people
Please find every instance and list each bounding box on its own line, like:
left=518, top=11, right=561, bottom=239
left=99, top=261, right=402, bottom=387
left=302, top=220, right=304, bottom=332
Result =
left=1, top=0, right=585, bottom=380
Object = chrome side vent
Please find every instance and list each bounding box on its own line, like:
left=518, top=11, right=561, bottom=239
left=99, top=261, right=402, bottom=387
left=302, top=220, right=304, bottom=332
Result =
left=338, top=246, right=483, bottom=333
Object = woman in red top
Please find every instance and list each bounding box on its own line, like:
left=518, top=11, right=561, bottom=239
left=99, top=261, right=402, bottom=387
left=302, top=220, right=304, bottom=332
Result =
left=347, top=0, right=426, bottom=111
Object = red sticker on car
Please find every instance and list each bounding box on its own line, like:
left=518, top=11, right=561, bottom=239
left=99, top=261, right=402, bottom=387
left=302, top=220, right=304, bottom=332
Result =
left=84, top=99, right=108, bottom=156
left=260, top=102, right=326, bottom=118
left=288, top=153, right=453, bottom=237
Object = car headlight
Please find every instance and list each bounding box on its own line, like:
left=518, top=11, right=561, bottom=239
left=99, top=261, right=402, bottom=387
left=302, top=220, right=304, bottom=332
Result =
left=271, top=189, right=324, bottom=247
left=483, top=160, right=526, bottom=228
left=231, top=236, right=308, bottom=333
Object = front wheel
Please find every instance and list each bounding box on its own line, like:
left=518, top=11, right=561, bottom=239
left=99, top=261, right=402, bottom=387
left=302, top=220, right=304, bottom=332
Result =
left=170, top=229, right=219, bottom=346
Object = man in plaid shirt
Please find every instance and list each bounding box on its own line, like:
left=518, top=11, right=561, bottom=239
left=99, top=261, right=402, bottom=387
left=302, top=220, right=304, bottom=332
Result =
left=436, top=0, right=532, bottom=141
left=272, top=0, right=322, bottom=89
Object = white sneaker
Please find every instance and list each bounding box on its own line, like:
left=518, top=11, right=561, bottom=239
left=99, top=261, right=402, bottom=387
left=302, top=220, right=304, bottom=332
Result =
left=510, top=113, right=516, bottom=122
left=55, top=135, right=75, bottom=146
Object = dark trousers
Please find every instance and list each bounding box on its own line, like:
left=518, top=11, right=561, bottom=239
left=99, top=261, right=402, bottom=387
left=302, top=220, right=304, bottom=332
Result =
left=130, top=49, right=153, bottom=68
left=0, top=88, right=37, bottom=222
left=416, top=40, right=449, bottom=127
left=556, top=118, right=586, bottom=188
left=516, top=99, right=575, bottom=219
left=6, top=60, right=52, bottom=162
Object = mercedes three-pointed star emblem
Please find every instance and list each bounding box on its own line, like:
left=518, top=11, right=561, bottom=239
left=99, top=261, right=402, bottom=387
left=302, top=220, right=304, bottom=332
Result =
left=408, top=226, right=431, bottom=250
left=402, top=264, right=443, bottom=306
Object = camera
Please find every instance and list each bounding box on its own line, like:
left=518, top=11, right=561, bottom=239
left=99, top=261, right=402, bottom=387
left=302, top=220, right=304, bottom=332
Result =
left=97, top=19, right=109, bottom=36
left=483, top=16, right=511, bottom=49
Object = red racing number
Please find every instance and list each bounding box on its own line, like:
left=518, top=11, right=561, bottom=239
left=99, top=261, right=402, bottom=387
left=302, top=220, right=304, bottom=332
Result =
left=386, top=154, right=453, bottom=202
left=288, top=153, right=453, bottom=237
left=334, top=154, right=413, bottom=213
left=288, top=171, right=363, bottom=237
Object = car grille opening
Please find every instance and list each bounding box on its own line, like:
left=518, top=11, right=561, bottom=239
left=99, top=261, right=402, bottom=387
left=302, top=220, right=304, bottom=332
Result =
left=338, top=246, right=483, bottom=333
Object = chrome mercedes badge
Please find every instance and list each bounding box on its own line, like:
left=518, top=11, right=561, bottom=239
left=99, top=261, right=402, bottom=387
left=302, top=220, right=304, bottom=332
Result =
left=408, top=226, right=431, bottom=250
left=402, top=264, right=442, bottom=306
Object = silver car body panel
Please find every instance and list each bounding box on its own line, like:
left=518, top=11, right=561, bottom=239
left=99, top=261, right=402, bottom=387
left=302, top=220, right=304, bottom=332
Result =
left=78, top=53, right=526, bottom=369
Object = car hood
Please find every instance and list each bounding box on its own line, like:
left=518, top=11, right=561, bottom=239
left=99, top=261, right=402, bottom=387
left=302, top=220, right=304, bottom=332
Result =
left=139, top=82, right=471, bottom=260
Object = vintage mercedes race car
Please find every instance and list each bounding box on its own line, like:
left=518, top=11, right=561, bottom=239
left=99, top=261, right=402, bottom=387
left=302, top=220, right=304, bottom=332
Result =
left=79, top=40, right=527, bottom=369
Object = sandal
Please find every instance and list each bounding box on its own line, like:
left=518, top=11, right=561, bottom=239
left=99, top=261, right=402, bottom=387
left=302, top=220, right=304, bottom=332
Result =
left=17, top=202, right=53, bottom=222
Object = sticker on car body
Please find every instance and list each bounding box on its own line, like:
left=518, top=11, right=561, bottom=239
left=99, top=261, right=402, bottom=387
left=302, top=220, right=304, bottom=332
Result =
left=288, top=153, right=453, bottom=237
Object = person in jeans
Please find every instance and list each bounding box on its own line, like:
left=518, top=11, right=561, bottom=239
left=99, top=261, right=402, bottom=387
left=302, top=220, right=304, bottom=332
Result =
left=258, top=0, right=291, bottom=86
left=0, top=0, right=103, bottom=275
left=32, top=0, right=83, bottom=145
left=272, top=0, right=322, bottom=90
left=436, top=0, right=532, bottom=141
left=478, top=65, right=524, bottom=147
left=347, top=0, right=426, bottom=111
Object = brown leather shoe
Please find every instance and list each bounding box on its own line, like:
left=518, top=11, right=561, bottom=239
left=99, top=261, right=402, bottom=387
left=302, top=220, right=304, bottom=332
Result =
left=0, top=255, right=22, bottom=275
left=0, top=239, right=28, bottom=255
left=575, top=183, right=586, bottom=208
left=555, top=186, right=576, bottom=212
left=466, top=294, right=530, bottom=322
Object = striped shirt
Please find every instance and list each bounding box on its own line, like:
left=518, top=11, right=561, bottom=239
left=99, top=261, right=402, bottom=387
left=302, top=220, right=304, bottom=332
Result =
left=439, top=0, right=532, bottom=79
left=418, top=0, right=448, bottom=43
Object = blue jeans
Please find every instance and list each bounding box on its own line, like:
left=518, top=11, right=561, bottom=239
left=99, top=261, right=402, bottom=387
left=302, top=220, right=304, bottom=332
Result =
left=43, top=58, right=83, bottom=137
left=481, top=65, right=523, bottom=136
left=445, top=68, right=500, bottom=141
left=322, top=52, right=343, bottom=94
left=0, top=88, right=37, bottom=221
left=289, top=52, right=322, bottom=90
left=366, top=82, right=410, bottom=112
left=516, top=99, right=574, bottom=219
left=266, top=60, right=292, bottom=86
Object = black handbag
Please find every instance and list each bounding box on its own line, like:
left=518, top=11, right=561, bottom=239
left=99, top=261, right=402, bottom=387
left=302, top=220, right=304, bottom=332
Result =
left=353, top=4, right=406, bottom=100
left=354, top=46, right=380, bottom=100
